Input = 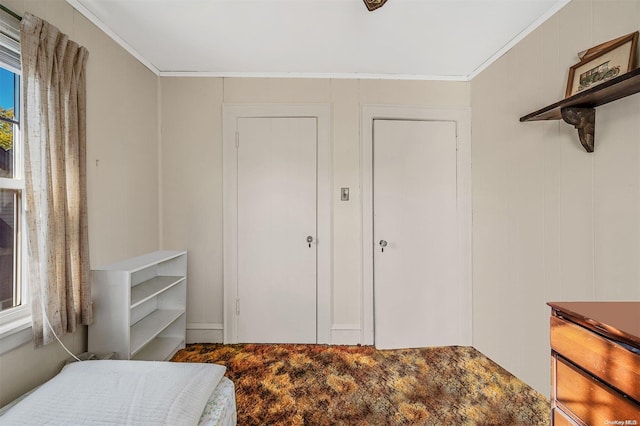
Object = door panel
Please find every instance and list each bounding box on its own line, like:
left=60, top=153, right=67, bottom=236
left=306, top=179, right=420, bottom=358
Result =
left=236, top=117, right=317, bottom=343
left=374, top=119, right=459, bottom=349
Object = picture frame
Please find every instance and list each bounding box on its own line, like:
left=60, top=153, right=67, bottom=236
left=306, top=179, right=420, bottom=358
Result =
left=565, top=31, right=638, bottom=98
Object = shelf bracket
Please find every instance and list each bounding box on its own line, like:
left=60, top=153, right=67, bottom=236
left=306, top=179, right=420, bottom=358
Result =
left=561, top=107, right=595, bottom=152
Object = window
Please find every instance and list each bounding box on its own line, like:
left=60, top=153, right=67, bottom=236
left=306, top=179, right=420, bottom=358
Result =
left=0, top=5, right=28, bottom=343
left=0, top=66, right=20, bottom=312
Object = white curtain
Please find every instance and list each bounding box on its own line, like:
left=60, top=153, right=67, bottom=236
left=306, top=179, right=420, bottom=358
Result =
left=20, top=12, right=92, bottom=347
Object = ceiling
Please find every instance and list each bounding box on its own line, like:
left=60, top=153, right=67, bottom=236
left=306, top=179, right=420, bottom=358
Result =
left=67, top=0, right=569, bottom=80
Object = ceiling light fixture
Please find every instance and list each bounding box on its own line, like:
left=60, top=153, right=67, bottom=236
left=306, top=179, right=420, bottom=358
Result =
left=363, top=0, right=388, bottom=12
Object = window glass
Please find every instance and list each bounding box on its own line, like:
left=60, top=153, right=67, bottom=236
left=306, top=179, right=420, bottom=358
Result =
left=0, top=67, right=16, bottom=178
left=0, top=189, right=18, bottom=311
left=0, top=64, right=20, bottom=313
left=0, top=67, right=15, bottom=119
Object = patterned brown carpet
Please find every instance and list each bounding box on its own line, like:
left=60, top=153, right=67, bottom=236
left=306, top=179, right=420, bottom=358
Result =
left=171, top=344, right=550, bottom=425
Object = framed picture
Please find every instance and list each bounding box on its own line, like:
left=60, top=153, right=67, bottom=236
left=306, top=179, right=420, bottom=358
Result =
left=565, top=31, right=638, bottom=98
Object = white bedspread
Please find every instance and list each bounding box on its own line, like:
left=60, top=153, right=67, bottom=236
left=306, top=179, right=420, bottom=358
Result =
left=0, top=360, right=226, bottom=426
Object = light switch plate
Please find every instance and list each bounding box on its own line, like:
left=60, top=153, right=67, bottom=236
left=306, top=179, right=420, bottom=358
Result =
left=341, top=187, right=349, bottom=201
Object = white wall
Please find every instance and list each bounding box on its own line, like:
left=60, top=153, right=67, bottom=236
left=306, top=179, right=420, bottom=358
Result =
left=0, top=0, right=159, bottom=407
left=471, top=0, right=640, bottom=395
left=160, top=78, right=470, bottom=343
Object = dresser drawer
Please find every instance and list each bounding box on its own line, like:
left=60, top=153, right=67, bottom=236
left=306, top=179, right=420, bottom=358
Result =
left=551, top=315, right=640, bottom=401
left=552, top=407, right=579, bottom=426
left=555, top=357, right=640, bottom=424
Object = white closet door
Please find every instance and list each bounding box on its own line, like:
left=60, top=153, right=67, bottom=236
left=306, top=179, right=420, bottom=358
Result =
left=374, top=119, right=459, bottom=349
left=236, top=117, right=317, bottom=343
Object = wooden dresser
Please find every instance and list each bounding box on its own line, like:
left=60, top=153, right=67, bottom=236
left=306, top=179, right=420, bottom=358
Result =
left=548, top=302, right=640, bottom=425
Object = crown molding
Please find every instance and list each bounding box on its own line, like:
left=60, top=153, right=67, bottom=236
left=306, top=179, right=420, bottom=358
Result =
left=158, top=71, right=469, bottom=81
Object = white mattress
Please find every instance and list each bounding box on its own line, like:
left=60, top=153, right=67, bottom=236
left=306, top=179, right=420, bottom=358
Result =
left=198, top=377, right=237, bottom=426
left=0, top=361, right=236, bottom=426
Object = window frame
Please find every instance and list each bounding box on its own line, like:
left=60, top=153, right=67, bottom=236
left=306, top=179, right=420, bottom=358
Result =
left=0, top=6, right=30, bottom=354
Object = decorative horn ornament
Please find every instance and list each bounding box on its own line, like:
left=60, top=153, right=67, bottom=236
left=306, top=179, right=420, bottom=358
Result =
left=363, top=0, right=388, bottom=11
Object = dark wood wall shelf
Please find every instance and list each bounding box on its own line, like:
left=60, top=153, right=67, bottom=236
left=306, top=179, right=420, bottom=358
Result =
left=520, top=67, right=640, bottom=152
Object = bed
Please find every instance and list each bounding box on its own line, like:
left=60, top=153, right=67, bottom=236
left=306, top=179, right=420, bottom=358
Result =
left=0, top=360, right=237, bottom=425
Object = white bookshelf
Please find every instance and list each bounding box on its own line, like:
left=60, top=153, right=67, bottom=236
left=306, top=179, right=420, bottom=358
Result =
left=88, top=250, right=187, bottom=361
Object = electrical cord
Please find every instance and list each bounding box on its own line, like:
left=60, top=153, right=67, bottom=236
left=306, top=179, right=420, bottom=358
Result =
left=41, top=298, right=82, bottom=362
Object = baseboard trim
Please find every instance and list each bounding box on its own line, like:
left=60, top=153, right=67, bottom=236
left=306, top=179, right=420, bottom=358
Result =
left=186, top=323, right=362, bottom=345
left=330, top=324, right=361, bottom=345
left=186, top=323, right=223, bottom=344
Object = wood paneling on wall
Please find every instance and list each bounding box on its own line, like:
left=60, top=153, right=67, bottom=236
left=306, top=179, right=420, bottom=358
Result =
left=159, top=78, right=470, bottom=342
left=6, top=0, right=639, bottom=407
left=471, top=0, right=640, bottom=395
